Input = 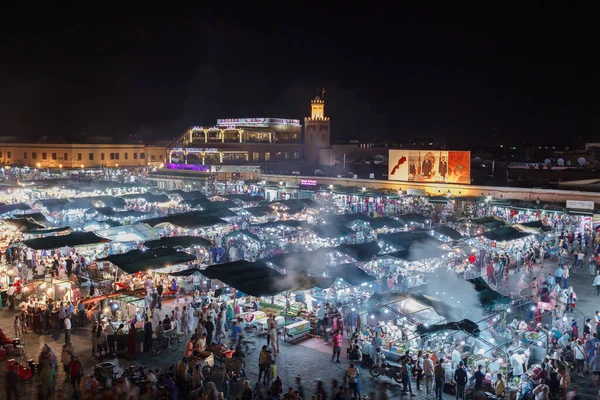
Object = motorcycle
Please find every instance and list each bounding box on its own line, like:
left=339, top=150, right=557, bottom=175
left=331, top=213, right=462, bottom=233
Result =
left=369, top=360, right=403, bottom=383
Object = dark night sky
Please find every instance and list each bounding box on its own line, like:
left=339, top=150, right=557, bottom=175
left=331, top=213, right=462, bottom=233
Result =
left=0, top=4, right=598, bottom=146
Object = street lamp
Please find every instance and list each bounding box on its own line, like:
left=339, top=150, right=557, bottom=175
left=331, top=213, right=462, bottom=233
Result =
left=115, top=164, right=119, bottom=168
left=398, top=188, right=403, bottom=196
left=81, top=164, right=84, bottom=169
left=36, top=162, right=41, bottom=168
left=59, top=164, right=63, bottom=169
left=362, top=187, right=366, bottom=192
left=446, top=190, right=452, bottom=197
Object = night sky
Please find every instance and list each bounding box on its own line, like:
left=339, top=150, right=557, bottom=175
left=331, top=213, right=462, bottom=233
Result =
left=1, top=4, right=598, bottom=146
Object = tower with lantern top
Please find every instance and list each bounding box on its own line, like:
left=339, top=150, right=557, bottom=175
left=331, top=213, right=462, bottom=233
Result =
left=304, top=89, right=331, bottom=163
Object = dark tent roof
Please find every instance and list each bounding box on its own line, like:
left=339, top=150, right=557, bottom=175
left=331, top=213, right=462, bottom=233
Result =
left=166, top=190, right=206, bottom=201
left=432, top=226, right=463, bottom=240
left=483, top=226, right=530, bottom=242
left=244, top=206, right=273, bottom=217
left=329, top=263, right=377, bottom=286
left=336, top=241, right=381, bottom=261
left=169, top=266, right=204, bottom=276
left=35, top=198, right=94, bottom=212
left=195, top=199, right=239, bottom=211
left=367, top=293, right=454, bottom=320
left=0, top=203, right=31, bottom=215
left=311, top=224, right=355, bottom=238
left=222, top=194, right=264, bottom=202
left=201, top=260, right=334, bottom=296
left=386, top=246, right=451, bottom=261
left=519, top=220, right=553, bottom=232
left=144, top=236, right=211, bottom=249
left=22, top=231, right=110, bottom=250
left=17, top=212, right=47, bottom=223
left=325, top=213, right=371, bottom=225
left=83, top=195, right=126, bottom=209
left=396, top=213, right=428, bottom=224
left=120, top=193, right=171, bottom=203
left=140, top=211, right=227, bottom=229
left=272, top=198, right=318, bottom=210
left=379, top=231, right=444, bottom=249
left=4, top=217, right=46, bottom=231
left=22, top=226, right=71, bottom=235
left=199, top=208, right=239, bottom=218
left=91, top=207, right=146, bottom=219
left=224, top=229, right=261, bottom=243
left=467, top=277, right=511, bottom=311
left=253, top=220, right=310, bottom=229
left=98, top=247, right=196, bottom=274
left=263, top=248, right=337, bottom=269
left=369, top=217, right=404, bottom=229
left=471, top=217, right=506, bottom=230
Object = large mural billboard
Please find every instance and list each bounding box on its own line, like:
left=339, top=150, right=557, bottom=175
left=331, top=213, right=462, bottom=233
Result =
left=388, top=150, right=471, bottom=184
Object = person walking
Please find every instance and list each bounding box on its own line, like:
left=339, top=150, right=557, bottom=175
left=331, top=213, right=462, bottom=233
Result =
left=434, top=358, right=445, bottom=400
left=401, top=358, right=415, bottom=396
left=40, top=362, right=56, bottom=400
left=423, top=353, right=434, bottom=394
left=415, top=350, right=424, bottom=391
left=144, top=316, right=153, bottom=353
left=6, top=284, right=15, bottom=310
left=593, top=271, right=600, bottom=295
left=454, top=361, right=468, bottom=400
left=331, top=330, right=342, bottom=363
left=64, top=314, right=72, bottom=344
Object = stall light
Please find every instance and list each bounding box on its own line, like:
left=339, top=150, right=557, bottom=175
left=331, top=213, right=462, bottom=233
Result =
left=477, top=349, right=485, bottom=355
left=460, top=341, right=465, bottom=345
left=351, top=308, right=356, bottom=312
left=562, top=316, right=568, bottom=322
left=384, top=309, right=389, bottom=314
left=362, top=187, right=366, bottom=192
left=507, top=307, right=511, bottom=313
left=531, top=306, right=537, bottom=311
left=537, top=341, right=543, bottom=346
left=489, top=338, right=495, bottom=343
left=370, top=314, right=375, bottom=319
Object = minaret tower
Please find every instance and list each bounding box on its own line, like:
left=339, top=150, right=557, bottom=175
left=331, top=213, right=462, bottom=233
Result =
left=304, top=90, right=330, bottom=164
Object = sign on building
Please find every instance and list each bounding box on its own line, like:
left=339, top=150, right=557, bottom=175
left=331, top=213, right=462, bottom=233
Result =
left=566, top=200, right=594, bottom=210
left=388, top=150, right=471, bottom=184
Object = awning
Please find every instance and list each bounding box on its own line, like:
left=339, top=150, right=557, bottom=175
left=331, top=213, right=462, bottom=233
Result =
left=0, top=203, right=31, bottom=215
left=244, top=206, right=273, bottom=217
left=329, top=263, right=377, bottom=286
left=369, top=217, right=404, bottom=229
left=22, top=226, right=72, bottom=235
left=470, top=217, right=506, bottom=230
left=432, top=226, right=463, bottom=240
left=90, top=207, right=146, bottom=219
left=379, top=231, right=444, bottom=249
left=120, top=193, right=171, bottom=203
left=483, top=226, right=531, bottom=241
left=224, top=230, right=261, bottom=243
left=396, top=214, right=428, bottom=224
left=336, top=241, right=381, bottom=261
left=82, top=195, right=126, bottom=209
left=201, top=260, right=334, bottom=297
left=140, top=211, right=228, bottom=229
left=325, top=213, right=371, bottom=225
left=22, top=231, right=110, bottom=250
left=98, top=247, right=196, bottom=274
left=253, top=220, right=310, bottom=229
left=467, top=277, right=511, bottom=311
left=144, top=235, right=211, bottom=249
left=222, top=194, right=264, bottom=203
left=386, top=246, right=451, bottom=261
left=311, top=224, right=355, bottom=239
left=4, top=217, right=46, bottom=231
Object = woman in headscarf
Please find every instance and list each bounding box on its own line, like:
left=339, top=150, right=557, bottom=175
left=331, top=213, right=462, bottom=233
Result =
left=186, top=303, right=195, bottom=336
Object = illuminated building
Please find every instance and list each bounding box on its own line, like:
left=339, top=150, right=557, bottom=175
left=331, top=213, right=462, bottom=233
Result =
left=169, top=95, right=331, bottom=165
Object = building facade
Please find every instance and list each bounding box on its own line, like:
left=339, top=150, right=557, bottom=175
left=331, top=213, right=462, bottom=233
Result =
left=168, top=96, right=332, bottom=165
left=0, top=143, right=167, bottom=168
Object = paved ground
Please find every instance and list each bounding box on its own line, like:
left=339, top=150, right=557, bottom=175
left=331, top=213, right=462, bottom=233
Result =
left=1, top=259, right=599, bottom=399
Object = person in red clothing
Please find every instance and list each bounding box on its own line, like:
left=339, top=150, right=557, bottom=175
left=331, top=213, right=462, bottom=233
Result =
left=331, top=330, right=343, bottom=363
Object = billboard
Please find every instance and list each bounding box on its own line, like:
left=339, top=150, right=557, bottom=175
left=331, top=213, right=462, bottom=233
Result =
left=388, top=150, right=471, bottom=184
